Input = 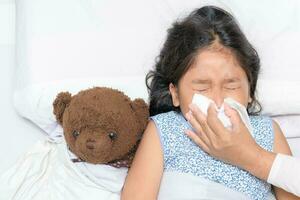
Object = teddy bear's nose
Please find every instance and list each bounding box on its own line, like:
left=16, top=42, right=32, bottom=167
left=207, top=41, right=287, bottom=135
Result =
left=86, top=139, right=96, bottom=150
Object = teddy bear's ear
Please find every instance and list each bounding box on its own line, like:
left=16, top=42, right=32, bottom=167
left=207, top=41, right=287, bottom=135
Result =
left=53, top=92, right=72, bottom=125
left=131, top=98, right=149, bottom=133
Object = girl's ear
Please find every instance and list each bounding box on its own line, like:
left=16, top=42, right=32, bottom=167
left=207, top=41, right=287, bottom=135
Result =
left=53, top=92, right=72, bottom=125
left=169, top=83, right=180, bottom=107
left=248, top=97, right=252, bottom=103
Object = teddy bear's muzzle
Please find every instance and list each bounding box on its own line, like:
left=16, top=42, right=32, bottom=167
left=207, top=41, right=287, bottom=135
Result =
left=74, top=135, right=114, bottom=163
left=86, top=139, right=96, bottom=150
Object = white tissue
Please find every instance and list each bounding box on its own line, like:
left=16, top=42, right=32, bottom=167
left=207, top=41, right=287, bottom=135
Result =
left=191, top=93, right=253, bottom=136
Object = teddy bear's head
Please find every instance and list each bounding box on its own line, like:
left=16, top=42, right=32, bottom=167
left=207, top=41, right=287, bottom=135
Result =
left=53, top=87, right=149, bottom=164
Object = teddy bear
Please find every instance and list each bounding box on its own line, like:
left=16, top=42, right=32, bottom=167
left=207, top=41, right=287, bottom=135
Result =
left=52, top=87, right=149, bottom=167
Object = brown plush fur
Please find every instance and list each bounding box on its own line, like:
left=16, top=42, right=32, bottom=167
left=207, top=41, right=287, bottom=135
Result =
left=53, top=87, right=149, bottom=165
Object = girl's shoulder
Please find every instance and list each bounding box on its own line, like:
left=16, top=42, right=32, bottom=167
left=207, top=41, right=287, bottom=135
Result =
left=150, top=110, right=181, bottom=121
left=249, top=115, right=273, bottom=127
left=150, top=110, right=187, bottom=132
left=249, top=114, right=271, bottom=120
left=249, top=115, right=274, bottom=134
left=250, top=115, right=274, bottom=151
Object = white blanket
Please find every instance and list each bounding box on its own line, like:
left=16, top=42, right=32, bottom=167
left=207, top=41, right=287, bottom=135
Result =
left=0, top=139, right=126, bottom=200
left=0, top=139, right=276, bottom=200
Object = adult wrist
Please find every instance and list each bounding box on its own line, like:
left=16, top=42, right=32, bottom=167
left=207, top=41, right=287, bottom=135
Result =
left=246, top=147, right=276, bottom=180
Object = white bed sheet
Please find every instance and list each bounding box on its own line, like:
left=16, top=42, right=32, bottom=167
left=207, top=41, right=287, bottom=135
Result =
left=272, top=115, right=300, bottom=138
left=287, top=138, right=300, bottom=158
left=272, top=115, right=300, bottom=157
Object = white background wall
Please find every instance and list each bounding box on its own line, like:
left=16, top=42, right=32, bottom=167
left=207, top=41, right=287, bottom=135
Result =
left=0, top=0, right=43, bottom=172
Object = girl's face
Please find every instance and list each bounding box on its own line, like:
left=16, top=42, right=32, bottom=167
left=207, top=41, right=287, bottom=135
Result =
left=169, top=47, right=251, bottom=116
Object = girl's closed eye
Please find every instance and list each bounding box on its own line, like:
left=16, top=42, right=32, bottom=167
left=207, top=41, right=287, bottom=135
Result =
left=223, top=78, right=242, bottom=90
left=192, top=80, right=211, bottom=93
left=195, top=87, right=210, bottom=92
left=224, top=83, right=241, bottom=90
left=193, top=85, right=211, bottom=93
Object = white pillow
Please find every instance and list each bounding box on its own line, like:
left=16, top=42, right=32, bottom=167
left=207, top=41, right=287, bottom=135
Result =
left=257, top=79, right=300, bottom=116
left=13, top=76, right=148, bottom=135
left=14, top=0, right=300, bottom=134
left=272, top=115, right=300, bottom=138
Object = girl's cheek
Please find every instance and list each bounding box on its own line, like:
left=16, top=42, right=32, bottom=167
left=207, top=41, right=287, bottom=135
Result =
left=226, top=93, right=249, bottom=107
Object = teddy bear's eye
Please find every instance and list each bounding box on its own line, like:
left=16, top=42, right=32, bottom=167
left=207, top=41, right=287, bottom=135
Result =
left=108, top=132, right=117, bottom=140
left=72, top=130, right=80, bottom=138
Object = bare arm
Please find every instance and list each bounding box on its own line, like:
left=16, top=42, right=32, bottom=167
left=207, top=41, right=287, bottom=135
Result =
left=121, top=121, right=164, bottom=200
left=272, top=121, right=300, bottom=200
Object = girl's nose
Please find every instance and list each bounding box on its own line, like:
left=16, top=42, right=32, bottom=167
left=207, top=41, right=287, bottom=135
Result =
left=211, top=93, right=224, bottom=109
left=214, top=99, right=224, bottom=109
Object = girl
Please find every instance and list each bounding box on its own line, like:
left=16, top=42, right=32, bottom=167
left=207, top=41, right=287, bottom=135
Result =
left=121, top=6, right=299, bottom=200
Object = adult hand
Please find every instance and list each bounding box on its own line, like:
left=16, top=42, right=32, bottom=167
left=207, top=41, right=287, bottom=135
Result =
left=184, top=103, right=276, bottom=180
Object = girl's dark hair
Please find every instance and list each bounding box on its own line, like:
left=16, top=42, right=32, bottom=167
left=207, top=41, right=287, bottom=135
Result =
left=146, top=6, right=261, bottom=116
